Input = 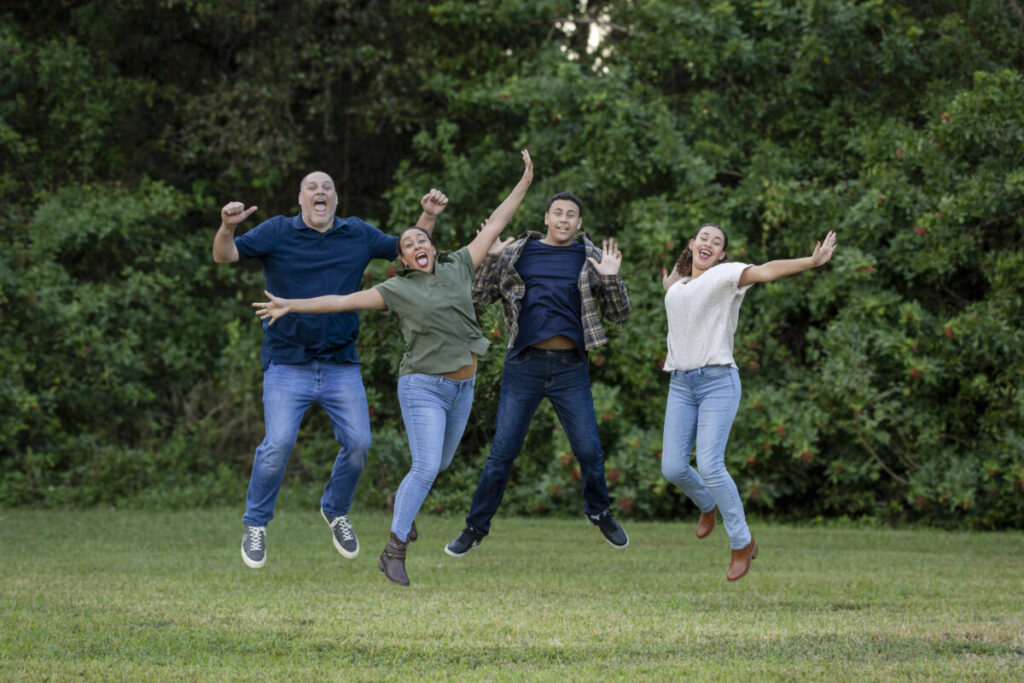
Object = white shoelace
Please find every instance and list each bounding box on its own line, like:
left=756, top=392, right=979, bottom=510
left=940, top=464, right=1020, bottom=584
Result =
left=330, top=515, right=355, bottom=541
left=246, top=526, right=266, bottom=551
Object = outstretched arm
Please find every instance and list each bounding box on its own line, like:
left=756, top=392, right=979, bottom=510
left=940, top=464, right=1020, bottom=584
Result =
left=415, top=189, right=449, bottom=236
left=252, top=288, right=387, bottom=325
left=738, top=231, right=837, bottom=287
left=467, top=149, right=534, bottom=268
left=213, top=201, right=258, bottom=263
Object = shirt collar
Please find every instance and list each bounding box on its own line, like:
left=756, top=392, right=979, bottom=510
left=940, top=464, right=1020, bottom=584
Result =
left=291, top=213, right=346, bottom=233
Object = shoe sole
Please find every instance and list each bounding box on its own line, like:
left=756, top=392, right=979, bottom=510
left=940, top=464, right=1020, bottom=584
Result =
left=321, top=508, right=359, bottom=559
left=603, top=536, right=629, bottom=549
left=241, top=546, right=265, bottom=569
left=443, top=541, right=479, bottom=558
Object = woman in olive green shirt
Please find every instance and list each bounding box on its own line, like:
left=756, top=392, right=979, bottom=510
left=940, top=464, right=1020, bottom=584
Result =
left=253, top=150, right=533, bottom=586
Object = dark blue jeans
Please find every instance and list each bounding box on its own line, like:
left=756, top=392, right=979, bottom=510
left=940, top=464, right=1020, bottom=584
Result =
left=466, top=347, right=610, bottom=534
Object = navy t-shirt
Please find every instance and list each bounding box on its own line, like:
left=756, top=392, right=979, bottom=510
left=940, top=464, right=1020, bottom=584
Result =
left=235, top=213, right=398, bottom=369
left=509, top=240, right=586, bottom=359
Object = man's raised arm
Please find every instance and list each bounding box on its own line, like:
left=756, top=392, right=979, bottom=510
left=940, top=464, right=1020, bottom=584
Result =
left=213, top=201, right=258, bottom=263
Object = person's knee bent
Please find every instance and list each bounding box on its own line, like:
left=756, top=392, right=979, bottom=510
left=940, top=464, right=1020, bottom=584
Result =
left=407, top=458, right=442, bottom=489
left=347, top=432, right=373, bottom=459
left=696, top=456, right=730, bottom=488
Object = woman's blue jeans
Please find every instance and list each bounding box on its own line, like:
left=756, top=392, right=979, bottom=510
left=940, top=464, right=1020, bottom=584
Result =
left=391, top=373, right=476, bottom=542
left=466, top=347, right=610, bottom=534
left=243, top=360, right=372, bottom=527
left=661, top=365, right=751, bottom=550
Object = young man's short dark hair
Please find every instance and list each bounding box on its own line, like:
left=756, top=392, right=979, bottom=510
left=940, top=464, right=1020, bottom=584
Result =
left=545, top=191, right=583, bottom=215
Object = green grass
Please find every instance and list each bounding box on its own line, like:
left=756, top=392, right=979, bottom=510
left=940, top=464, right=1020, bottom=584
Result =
left=1, top=508, right=1022, bottom=681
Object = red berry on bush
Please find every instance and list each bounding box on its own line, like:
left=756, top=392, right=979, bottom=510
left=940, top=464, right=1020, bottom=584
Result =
left=800, top=450, right=814, bottom=462
left=618, top=495, right=633, bottom=513
left=944, top=328, right=953, bottom=339
left=909, top=368, right=921, bottom=379
left=747, top=483, right=761, bottom=502
left=386, top=266, right=396, bottom=277
left=776, top=426, right=786, bottom=437
left=913, top=226, right=927, bottom=236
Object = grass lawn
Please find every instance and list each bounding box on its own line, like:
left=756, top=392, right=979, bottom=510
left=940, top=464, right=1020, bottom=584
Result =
left=1, top=507, right=1022, bottom=680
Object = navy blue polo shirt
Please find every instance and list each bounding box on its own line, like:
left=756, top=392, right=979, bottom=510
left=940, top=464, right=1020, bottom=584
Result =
left=235, top=213, right=398, bottom=369
left=509, top=240, right=586, bottom=359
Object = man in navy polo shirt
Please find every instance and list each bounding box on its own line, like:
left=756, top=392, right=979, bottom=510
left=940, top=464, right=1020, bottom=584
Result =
left=445, top=191, right=632, bottom=558
left=213, top=171, right=447, bottom=569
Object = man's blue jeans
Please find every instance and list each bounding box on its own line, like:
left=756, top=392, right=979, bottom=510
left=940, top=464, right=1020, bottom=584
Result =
left=391, top=373, right=475, bottom=542
left=466, top=347, right=610, bottom=534
left=661, top=365, right=751, bottom=550
left=243, top=360, right=372, bottom=527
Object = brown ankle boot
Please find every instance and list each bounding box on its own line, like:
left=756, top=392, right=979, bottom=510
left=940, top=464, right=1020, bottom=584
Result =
left=727, top=539, right=758, bottom=582
left=696, top=506, right=718, bottom=539
left=385, top=491, right=417, bottom=542
left=378, top=532, right=410, bottom=586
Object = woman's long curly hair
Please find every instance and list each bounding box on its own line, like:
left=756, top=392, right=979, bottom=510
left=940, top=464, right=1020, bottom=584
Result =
left=673, top=223, right=729, bottom=277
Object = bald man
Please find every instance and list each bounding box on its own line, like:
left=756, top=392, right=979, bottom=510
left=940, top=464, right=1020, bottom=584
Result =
left=214, top=173, right=448, bottom=569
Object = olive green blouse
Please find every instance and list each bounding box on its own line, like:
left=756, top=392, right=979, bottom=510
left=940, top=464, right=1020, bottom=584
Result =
left=374, top=246, right=489, bottom=376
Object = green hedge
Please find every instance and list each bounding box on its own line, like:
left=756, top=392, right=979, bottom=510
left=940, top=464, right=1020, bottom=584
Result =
left=1, top=1, right=1022, bottom=528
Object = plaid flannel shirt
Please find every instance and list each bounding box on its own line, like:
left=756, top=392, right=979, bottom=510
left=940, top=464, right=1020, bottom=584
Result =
left=472, top=231, right=630, bottom=351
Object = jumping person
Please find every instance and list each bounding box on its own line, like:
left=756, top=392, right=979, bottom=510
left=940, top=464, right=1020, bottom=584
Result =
left=252, top=150, right=534, bottom=586
left=445, top=190, right=632, bottom=557
left=660, top=223, right=837, bottom=581
left=213, top=173, right=448, bottom=569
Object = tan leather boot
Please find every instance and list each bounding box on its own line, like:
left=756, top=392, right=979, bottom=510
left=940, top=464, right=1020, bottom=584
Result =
left=385, top=491, right=417, bottom=542
left=727, top=539, right=758, bottom=582
left=378, top=532, right=410, bottom=586
left=696, top=506, right=718, bottom=539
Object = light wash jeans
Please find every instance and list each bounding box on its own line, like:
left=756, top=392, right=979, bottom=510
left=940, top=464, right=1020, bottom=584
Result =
left=391, top=373, right=476, bottom=542
left=661, top=365, right=751, bottom=550
left=466, top=347, right=609, bottom=534
left=243, top=360, right=372, bottom=527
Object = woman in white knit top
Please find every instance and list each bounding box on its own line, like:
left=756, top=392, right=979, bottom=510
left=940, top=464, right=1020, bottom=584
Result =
left=661, top=223, right=837, bottom=581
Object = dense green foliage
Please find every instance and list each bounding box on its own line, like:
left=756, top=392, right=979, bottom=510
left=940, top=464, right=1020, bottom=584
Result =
left=2, top=1, right=1022, bottom=527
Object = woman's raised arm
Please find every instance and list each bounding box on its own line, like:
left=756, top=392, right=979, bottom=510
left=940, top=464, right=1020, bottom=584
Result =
left=467, top=149, right=534, bottom=268
left=252, top=288, right=387, bottom=325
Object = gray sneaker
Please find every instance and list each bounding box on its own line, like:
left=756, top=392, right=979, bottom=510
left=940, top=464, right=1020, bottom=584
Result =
left=321, top=507, right=359, bottom=558
left=241, top=524, right=267, bottom=568
left=588, top=510, right=629, bottom=548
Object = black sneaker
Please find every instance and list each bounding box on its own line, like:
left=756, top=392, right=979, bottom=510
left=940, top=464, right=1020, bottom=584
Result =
left=321, top=507, right=359, bottom=559
left=444, top=526, right=484, bottom=557
left=241, top=524, right=267, bottom=568
left=588, top=510, right=629, bottom=548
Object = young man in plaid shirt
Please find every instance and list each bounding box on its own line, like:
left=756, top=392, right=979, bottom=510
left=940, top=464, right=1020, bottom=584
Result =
left=445, top=191, right=632, bottom=557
